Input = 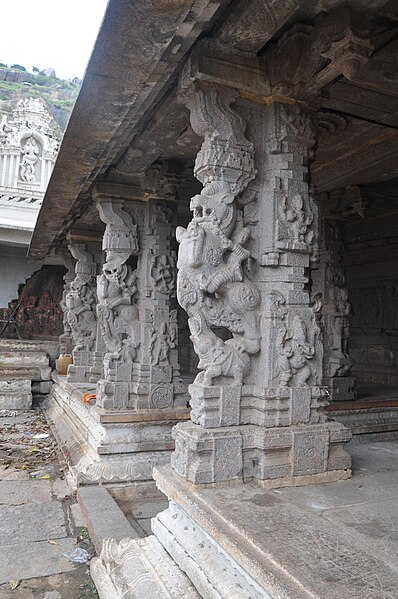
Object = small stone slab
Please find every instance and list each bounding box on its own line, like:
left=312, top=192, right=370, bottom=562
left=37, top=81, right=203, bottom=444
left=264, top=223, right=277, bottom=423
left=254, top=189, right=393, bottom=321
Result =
left=77, top=486, right=139, bottom=553
left=0, top=502, right=67, bottom=545
left=0, top=538, right=78, bottom=584
left=0, top=480, right=52, bottom=505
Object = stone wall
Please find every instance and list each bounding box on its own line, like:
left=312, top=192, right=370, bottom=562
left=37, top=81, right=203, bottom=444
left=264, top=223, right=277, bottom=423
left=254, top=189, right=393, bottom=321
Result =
left=344, top=212, right=398, bottom=386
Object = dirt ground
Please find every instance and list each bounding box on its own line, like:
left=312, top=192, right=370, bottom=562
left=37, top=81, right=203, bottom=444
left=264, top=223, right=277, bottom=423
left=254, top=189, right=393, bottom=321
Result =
left=0, top=406, right=98, bottom=599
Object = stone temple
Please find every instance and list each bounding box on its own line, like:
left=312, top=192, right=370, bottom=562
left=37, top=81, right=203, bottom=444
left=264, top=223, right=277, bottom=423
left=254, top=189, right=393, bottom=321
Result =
left=22, top=0, right=398, bottom=596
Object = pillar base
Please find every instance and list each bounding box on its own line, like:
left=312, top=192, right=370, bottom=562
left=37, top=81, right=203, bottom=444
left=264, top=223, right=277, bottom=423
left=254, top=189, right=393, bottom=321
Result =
left=171, top=419, right=352, bottom=486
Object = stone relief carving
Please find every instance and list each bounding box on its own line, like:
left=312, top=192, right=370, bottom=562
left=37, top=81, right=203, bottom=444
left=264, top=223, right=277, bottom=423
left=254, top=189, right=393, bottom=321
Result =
left=97, top=200, right=140, bottom=380
left=265, top=8, right=373, bottom=97
left=59, top=256, right=75, bottom=355
left=150, top=253, right=176, bottom=295
left=149, top=310, right=177, bottom=366
left=20, top=136, right=40, bottom=182
left=65, top=243, right=97, bottom=352
left=177, top=83, right=260, bottom=386
left=278, top=192, right=314, bottom=249
left=276, top=314, right=317, bottom=387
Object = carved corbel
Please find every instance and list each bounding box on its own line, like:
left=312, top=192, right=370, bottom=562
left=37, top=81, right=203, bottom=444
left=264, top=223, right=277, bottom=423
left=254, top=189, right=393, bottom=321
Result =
left=182, top=8, right=373, bottom=104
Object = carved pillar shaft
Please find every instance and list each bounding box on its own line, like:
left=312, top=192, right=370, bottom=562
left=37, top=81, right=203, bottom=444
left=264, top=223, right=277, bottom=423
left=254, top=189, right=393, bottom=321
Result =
left=312, top=193, right=355, bottom=401
left=59, top=253, right=75, bottom=356
left=95, top=199, right=140, bottom=409
left=95, top=196, right=186, bottom=411
left=131, top=199, right=185, bottom=411
left=64, top=241, right=99, bottom=383
left=172, top=82, right=352, bottom=486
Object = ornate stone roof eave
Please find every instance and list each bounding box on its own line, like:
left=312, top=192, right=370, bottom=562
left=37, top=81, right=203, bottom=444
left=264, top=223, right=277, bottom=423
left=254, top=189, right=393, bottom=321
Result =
left=28, top=0, right=246, bottom=262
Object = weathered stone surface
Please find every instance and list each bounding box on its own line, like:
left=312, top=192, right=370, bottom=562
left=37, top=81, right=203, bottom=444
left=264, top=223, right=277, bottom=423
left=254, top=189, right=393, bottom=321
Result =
left=0, top=480, right=52, bottom=505
left=0, top=538, right=78, bottom=584
left=0, top=502, right=67, bottom=545
left=0, top=379, right=32, bottom=409
left=77, top=486, right=139, bottom=553
left=91, top=536, right=200, bottom=599
left=154, top=464, right=398, bottom=599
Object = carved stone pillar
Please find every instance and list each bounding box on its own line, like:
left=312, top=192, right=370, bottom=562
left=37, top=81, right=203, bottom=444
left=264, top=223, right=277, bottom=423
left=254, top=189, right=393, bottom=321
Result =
left=64, top=241, right=99, bottom=383
left=59, top=253, right=75, bottom=356
left=131, top=199, right=186, bottom=411
left=313, top=193, right=355, bottom=401
left=95, top=199, right=140, bottom=409
left=172, top=82, right=352, bottom=486
left=95, top=195, right=186, bottom=412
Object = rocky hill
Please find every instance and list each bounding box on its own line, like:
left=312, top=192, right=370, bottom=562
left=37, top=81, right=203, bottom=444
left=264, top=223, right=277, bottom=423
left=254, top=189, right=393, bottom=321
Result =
left=0, top=64, right=80, bottom=139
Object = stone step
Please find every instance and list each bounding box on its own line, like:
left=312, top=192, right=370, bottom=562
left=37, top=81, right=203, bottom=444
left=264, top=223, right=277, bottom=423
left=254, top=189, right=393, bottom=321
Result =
left=77, top=486, right=140, bottom=554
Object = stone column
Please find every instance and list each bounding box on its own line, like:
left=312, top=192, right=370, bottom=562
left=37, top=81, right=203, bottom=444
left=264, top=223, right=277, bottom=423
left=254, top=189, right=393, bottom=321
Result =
left=95, top=199, right=140, bottom=409
left=58, top=253, right=75, bottom=356
left=131, top=199, right=186, bottom=411
left=95, top=196, right=186, bottom=412
left=64, top=241, right=98, bottom=383
left=172, top=81, right=352, bottom=486
left=313, top=194, right=355, bottom=402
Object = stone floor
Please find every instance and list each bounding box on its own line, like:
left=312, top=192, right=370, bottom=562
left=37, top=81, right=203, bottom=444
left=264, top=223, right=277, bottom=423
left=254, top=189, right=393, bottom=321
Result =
left=153, top=430, right=398, bottom=598
left=0, top=407, right=98, bottom=599
left=2, top=401, right=398, bottom=599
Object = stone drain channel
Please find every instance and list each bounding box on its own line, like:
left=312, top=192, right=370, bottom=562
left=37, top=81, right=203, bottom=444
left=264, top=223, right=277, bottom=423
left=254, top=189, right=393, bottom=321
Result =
left=0, top=405, right=98, bottom=599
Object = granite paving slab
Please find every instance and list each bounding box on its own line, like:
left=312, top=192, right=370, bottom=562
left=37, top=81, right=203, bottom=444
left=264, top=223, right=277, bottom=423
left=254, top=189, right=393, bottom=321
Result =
left=0, top=501, right=67, bottom=545
left=323, top=497, right=398, bottom=574
left=155, top=464, right=398, bottom=599
left=0, top=538, right=79, bottom=584
left=274, top=470, right=398, bottom=510
left=0, top=480, right=52, bottom=505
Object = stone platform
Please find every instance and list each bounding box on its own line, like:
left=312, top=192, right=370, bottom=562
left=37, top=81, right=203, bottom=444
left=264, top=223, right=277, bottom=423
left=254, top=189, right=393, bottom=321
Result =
left=0, top=339, right=55, bottom=409
left=44, top=373, right=190, bottom=491
left=328, top=383, right=398, bottom=434
left=92, top=432, right=398, bottom=598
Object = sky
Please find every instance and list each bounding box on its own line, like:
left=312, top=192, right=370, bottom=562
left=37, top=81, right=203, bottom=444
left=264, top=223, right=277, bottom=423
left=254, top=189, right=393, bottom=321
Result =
left=1, top=0, right=109, bottom=80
